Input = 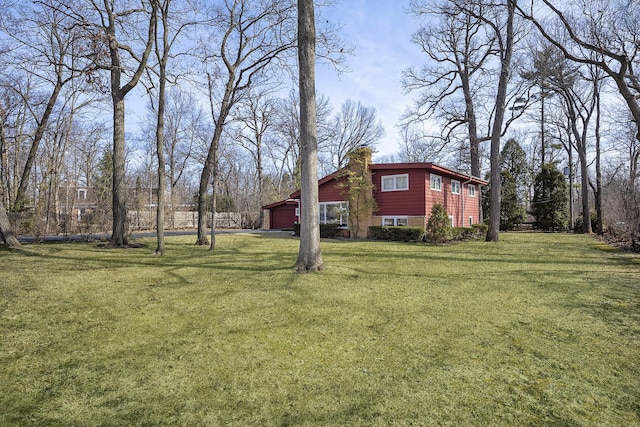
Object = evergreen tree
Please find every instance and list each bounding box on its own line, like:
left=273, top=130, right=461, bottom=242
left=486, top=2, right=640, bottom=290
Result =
left=499, top=139, right=529, bottom=230
left=500, top=138, right=530, bottom=199
left=500, top=170, right=525, bottom=230
left=531, top=163, right=568, bottom=231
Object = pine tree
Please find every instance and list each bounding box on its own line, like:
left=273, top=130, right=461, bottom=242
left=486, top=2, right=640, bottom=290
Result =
left=531, top=163, right=568, bottom=231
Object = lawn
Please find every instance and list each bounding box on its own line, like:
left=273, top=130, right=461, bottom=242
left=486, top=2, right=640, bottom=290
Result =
left=1, top=232, right=639, bottom=426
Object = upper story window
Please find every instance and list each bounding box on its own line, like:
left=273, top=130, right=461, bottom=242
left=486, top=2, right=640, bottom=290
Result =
left=430, top=174, right=442, bottom=191
left=451, top=180, right=461, bottom=194
left=77, top=189, right=87, bottom=200
left=468, top=184, right=476, bottom=197
left=381, top=174, right=409, bottom=192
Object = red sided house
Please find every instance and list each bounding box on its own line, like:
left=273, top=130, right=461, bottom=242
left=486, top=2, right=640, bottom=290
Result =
left=263, top=151, right=487, bottom=238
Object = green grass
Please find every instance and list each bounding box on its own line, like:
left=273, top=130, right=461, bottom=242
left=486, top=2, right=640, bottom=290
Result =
left=1, top=232, right=639, bottom=426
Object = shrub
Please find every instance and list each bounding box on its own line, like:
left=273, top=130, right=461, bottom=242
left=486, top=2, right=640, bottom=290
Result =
left=369, top=226, right=425, bottom=242
left=320, top=224, right=340, bottom=238
left=574, top=210, right=598, bottom=233
left=292, top=223, right=342, bottom=238
left=426, top=203, right=452, bottom=243
left=450, top=224, right=488, bottom=241
left=471, top=223, right=488, bottom=237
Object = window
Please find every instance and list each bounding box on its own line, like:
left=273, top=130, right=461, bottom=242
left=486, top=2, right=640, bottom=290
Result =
left=448, top=215, right=455, bottom=227
left=430, top=174, right=442, bottom=191
left=468, top=184, right=476, bottom=197
left=383, top=217, right=408, bottom=226
left=319, top=201, right=348, bottom=225
left=77, top=189, right=87, bottom=200
left=451, top=180, right=461, bottom=194
left=381, top=174, right=409, bottom=192
left=469, top=216, right=473, bottom=227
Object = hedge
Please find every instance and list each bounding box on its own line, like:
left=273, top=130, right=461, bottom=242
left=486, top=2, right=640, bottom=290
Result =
left=368, top=226, right=425, bottom=242
left=449, top=224, right=488, bottom=241
left=292, top=223, right=342, bottom=238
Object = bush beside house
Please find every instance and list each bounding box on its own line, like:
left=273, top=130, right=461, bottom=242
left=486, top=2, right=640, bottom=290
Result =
left=369, top=226, right=425, bottom=242
left=426, top=203, right=452, bottom=243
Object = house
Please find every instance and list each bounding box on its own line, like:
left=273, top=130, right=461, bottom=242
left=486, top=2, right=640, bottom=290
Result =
left=262, top=149, right=488, bottom=237
left=58, top=186, right=101, bottom=223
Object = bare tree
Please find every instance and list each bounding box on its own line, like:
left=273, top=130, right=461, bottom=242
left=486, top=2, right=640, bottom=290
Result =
left=517, top=0, right=640, bottom=144
left=605, top=110, right=640, bottom=244
left=295, top=0, right=323, bottom=272
left=195, top=0, right=297, bottom=249
left=64, top=0, right=158, bottom=246
left=145, top=0, right=198, bottom=254
left=0, top=0, right=92, bottom=211
left=325, top=99, right=384, bottom=170
left=39, top=89, right=96, bottom=237
left=395, top=121, right=455, bottom=164
left=404, top=0, right=528, bottom=179
left=551, top=64, right=597, bottom=233
left=234, top=88, right=277, bottom=228
left=268, top=89, right=333, bottom=191
left=480, top=0, right=517, bottom=242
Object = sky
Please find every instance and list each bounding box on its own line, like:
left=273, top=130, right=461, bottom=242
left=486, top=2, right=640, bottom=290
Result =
left=316, top=1, right=425, bottom=160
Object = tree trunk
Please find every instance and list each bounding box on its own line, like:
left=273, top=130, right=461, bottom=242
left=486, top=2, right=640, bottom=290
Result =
left=567, top=131, right=575, bottom=230
left=155, top=2, right=169, bottom=255
left=111, top=94, right=129, bottom=246
left=577, top=141, right=592, bottom=234
left=14, top=82, right=64, bottom=211
left=486, top=0, right=516, bottom=242
left=196, top=163, right=211, bottom=246
left=461, top=72, right=480, bottom=178
left=0, top=200, right=19, bottom=248
left=295, top=0, right=323, bottom=273
left=156, top=70, right=166, bottom=255
left=209, top=183, right=217, bottom=251
left=104, top=2, right=157, bottom=247
left=198, top=63, right=236, bottom=247
left=594, top=84, right=603, bottom=235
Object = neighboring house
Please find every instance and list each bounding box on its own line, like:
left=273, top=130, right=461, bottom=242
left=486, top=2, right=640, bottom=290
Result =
left=262, top=150, right=487, bottom=237
left=58, top=186, right=101, bottom=223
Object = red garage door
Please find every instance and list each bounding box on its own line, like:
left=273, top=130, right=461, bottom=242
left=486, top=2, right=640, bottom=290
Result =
left=265, top=200, right=298, bottom=229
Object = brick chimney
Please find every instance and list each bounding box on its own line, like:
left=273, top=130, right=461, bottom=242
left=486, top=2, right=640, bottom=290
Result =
left=344, top=147, right=375, bottom=238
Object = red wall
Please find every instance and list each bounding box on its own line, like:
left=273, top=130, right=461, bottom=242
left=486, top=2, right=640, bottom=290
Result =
left=374, top=168, right=482, bottom=227
left=430, top=176, right=481, bottom=227
left=462, top=182, right=481, bottom=226
left=373, top=169, right=426, bottom=216
left=318, top=177, right=347, bottom=202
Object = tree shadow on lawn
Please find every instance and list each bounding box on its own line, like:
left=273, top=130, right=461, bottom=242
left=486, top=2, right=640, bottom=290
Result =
left=5, top=239, right=299, bottom=289
left=8, top=233, right=638, bottom=285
